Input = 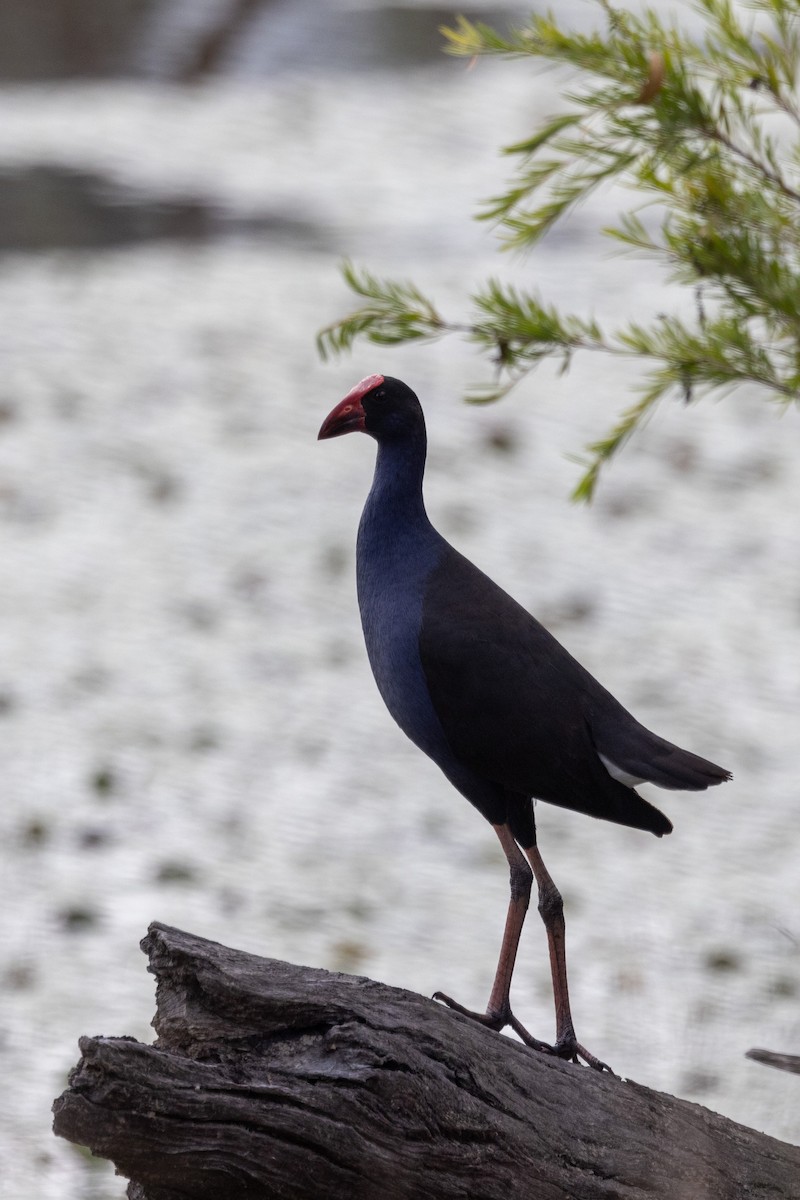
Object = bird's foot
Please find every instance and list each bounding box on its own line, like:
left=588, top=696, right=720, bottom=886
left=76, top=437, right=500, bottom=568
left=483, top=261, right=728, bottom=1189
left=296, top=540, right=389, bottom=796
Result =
left=433, top=991, right=554, bottom=1056
left=516, top=1018, right=615, bottom=1073
left=550, top=1030, right=615, bottom=1074
left=433, top=991, right=615, bottom=1073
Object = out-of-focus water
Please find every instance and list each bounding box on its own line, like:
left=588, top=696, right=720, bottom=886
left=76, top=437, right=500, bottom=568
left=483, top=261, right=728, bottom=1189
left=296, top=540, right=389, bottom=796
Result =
left=0, top=13, right=799, bottom=1200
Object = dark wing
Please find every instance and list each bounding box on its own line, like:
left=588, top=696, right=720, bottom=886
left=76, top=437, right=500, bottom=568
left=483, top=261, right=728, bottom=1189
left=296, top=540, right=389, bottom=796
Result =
left=420, top=548, right=726, bottom=836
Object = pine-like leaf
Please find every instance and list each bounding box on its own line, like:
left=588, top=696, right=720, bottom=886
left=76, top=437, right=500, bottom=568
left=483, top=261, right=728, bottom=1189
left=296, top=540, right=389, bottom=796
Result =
left=319, top=0, right=800, bottom=494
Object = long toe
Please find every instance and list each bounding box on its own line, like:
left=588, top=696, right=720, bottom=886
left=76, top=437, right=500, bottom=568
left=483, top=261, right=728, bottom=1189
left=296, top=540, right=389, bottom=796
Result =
left=578, top=1045, right=615, bottom=1074
left=433, top=992, right=553, bottom=1052
left=432, top=990, right=507, bottom=1031
left=554, top=1036, right=615, bottom=1074
left=506, top=1011, right=559, bottom=1056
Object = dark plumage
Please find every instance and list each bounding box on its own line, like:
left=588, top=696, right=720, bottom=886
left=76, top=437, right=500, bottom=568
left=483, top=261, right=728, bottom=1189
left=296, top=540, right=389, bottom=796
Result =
left=319, top=374, right=731, bottom=1071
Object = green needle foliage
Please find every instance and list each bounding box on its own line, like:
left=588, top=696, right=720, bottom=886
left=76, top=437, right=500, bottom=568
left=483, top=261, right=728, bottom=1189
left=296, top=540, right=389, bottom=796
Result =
left=317, top=0, right=800, bottom=498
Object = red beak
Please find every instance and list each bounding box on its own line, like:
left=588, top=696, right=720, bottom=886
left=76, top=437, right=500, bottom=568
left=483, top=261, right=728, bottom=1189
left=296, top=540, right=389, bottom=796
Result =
left=318, top=374, right=384, bottom=440
left=317, top=396, right=365, bottom=440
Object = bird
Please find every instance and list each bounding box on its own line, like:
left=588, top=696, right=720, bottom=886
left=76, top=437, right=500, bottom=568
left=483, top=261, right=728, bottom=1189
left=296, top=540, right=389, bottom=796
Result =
left=318, top=373, right=731, bottom=1072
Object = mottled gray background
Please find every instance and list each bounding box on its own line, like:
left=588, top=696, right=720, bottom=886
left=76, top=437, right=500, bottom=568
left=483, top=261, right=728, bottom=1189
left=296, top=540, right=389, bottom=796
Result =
left=0, top=3, right=798, bottom=1197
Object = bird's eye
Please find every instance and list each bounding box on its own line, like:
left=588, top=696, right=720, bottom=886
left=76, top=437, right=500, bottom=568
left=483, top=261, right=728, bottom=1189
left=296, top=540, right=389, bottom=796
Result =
left=372, top=389, right=386, bottom=402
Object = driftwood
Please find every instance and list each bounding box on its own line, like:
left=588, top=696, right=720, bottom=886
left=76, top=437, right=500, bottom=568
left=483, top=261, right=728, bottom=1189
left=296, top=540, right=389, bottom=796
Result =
left=53, top=923, right=800, bottom=1200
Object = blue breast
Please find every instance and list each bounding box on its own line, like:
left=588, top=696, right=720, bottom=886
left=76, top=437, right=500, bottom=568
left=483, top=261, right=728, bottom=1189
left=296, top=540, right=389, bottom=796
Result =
left=357, top=503, right=453, bottom=765
left=353, top=436, right=508, bottom=817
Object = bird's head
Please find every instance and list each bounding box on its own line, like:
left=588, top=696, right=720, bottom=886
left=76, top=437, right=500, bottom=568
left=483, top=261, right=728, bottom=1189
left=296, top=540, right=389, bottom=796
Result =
left=318, top=375, right=424, bottom=443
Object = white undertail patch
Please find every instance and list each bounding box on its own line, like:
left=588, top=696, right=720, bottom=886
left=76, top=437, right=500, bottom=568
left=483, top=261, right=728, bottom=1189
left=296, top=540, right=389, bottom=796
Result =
left=599, top=753, right=647, bottom=788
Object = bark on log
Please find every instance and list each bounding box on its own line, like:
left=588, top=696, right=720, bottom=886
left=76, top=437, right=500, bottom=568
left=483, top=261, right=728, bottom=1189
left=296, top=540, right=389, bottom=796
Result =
left=53, top=922, right=800, bottom=1200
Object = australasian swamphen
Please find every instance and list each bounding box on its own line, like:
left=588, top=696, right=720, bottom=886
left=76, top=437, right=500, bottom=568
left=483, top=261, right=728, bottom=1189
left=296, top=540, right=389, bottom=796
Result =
left=318, top=374, right=731, bottom=1072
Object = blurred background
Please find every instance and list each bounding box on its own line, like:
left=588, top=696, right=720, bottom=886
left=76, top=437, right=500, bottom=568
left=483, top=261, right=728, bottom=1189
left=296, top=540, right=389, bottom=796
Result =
left=0, top=1, right=798, bottom=1196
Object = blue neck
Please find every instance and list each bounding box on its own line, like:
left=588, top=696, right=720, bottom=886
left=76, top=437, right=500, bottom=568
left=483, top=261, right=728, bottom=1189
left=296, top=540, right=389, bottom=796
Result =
left=356, top=429, right=448, bottom=601
left=362, top=431, right=431, bottom=536
left=355, top=425, right=454, bottom=770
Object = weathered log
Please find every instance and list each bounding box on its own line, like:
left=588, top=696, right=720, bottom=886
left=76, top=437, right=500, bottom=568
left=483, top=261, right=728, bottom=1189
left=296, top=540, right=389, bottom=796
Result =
left=53, top=922, right=800, bottom=1200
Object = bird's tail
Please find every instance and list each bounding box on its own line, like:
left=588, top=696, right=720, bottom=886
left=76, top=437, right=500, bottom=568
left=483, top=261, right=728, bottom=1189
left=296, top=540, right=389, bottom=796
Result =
left=595, top=721, right=731, bottom=793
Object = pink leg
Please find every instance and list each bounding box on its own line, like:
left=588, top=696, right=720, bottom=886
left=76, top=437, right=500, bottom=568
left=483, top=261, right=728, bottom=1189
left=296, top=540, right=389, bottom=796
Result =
left=524, top=844, right=612, bottom=1072
left=434, top=824, right=551, bottom=1055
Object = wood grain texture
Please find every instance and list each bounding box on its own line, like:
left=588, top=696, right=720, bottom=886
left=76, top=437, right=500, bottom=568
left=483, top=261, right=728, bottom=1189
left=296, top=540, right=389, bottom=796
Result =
left=52, top=923, right=800, bottom=1199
